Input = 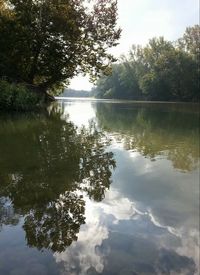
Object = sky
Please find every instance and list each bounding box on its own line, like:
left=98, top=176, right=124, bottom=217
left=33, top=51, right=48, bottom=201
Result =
left=69, top=0, right=199, bottom=91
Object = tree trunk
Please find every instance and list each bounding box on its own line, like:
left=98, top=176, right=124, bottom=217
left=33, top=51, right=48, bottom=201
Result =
left=25, top=84, right=56, bottom=102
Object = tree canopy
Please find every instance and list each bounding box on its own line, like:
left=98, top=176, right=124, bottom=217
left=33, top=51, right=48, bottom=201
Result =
left=93, top=25, right=199, bottom=102
left=0, top=0, right=121, bottom=93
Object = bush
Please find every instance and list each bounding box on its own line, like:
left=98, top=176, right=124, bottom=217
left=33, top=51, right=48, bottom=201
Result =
left=0, top=80, right=43, bottom=111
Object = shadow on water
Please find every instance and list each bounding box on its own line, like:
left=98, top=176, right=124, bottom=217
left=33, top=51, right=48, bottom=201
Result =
left=0, top=105, right=116, bottom=253
left=94, top=102, right=199, bottom=172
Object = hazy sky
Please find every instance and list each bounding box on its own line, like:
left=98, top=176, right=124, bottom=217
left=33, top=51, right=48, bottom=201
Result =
left=69, top=0, right=199, bottom=90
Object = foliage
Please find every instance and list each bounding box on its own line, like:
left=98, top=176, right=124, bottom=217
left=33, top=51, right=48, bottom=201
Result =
left=0, top=80, right=43, bottom=111
left=94, top=25, right=200, bottom=102
left=0, top=0, right=121, bottom=95
left=61, top=88, right=92, bottom=97
left=178, top=25, right=200, bottom=59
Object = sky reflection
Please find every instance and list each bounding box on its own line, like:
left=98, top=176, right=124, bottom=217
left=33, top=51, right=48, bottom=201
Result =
left=0, top=100, right=199, bottom=275
left=54, top=100, right=199, bottom=275
left=54, top=184, right=198, bottom=274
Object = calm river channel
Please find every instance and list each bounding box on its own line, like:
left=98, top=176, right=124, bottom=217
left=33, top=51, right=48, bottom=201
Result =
left=0, top=99, right=199, bottom=275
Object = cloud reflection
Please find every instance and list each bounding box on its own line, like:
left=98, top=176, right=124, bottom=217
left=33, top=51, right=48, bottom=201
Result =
left=54, top=187, right=198, bottom=274
left=55, top=197, right=108, bottom=274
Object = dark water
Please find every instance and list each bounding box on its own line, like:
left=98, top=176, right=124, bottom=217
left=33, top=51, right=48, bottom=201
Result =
left=0, top=99, right=199, bottom=275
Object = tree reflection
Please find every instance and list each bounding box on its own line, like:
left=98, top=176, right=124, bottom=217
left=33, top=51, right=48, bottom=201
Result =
left=95, top=103, right=199, bottom=172
left=0, top=107, right=115, bottom=252
left=24, top=192, right=86, bottom=252
left=0, top=197, right=20, bottom=228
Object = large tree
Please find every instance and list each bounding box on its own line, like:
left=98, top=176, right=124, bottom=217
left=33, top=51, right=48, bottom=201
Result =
left=0, top=0, right=121, bottom=95
left=178, top=25, right=200, bottom=59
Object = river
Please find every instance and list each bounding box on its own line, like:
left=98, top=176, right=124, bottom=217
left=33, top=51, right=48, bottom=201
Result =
left=0, top=99, right=199, bottom=275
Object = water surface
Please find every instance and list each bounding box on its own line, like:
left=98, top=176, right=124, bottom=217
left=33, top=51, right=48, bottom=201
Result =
left=0, top=99, right=199, bottom=275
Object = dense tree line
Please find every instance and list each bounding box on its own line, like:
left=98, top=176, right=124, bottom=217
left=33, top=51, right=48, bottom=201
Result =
left=93, top=25, right=199, bottom=102
left=61, top=88, right=91, bottom=97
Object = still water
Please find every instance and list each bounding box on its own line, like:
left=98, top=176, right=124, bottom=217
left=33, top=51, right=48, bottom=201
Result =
left=0, top=99, right=199, bottom=275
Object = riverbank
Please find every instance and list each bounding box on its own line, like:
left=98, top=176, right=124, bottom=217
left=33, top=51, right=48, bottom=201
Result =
left=0, top=80, right=54, bottom=111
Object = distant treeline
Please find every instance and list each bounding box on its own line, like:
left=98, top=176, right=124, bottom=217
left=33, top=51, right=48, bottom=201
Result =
left=93, top=25, right=199, bottom=102
left=61, top=89, right=92, bottom=97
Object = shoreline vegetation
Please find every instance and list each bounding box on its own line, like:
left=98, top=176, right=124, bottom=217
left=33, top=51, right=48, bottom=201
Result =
left=0, top=0, right=199, bottom=111
left=0, top=80, right=55, bottom=111
left=0, top=0, right=120, bottom=112
left=92, top=25, right=199, bottom=102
